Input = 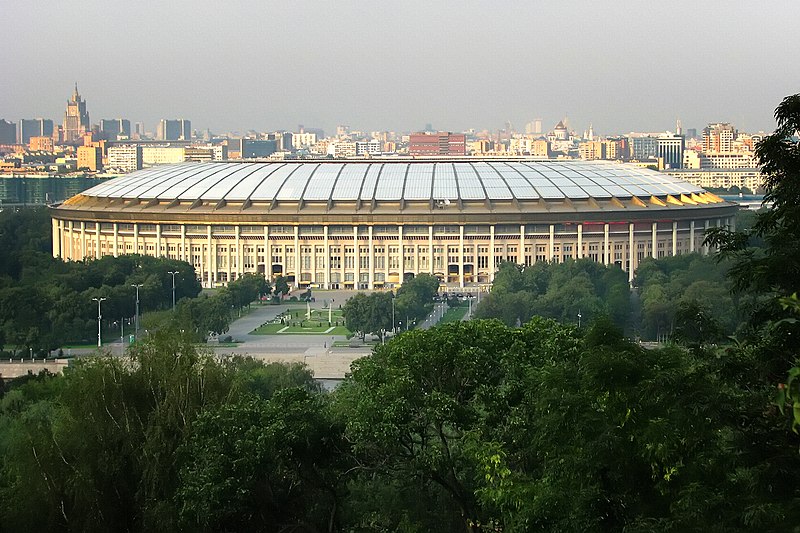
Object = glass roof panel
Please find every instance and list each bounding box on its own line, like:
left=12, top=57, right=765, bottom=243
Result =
left=114, top=164, right=205, bottom=198
left=170, top=163, right=240, bottom=200
left=88, top=165, right=177, bottom=197
left=141, top=164, right=223, bottom=199
left=359, top=164, right=383, bottom=200
left=558, top=186, right=589, bottom=198
left=471, top=162, right=512, bottom=199
left=302, top=163, right=343, bottom=201
left=403, top=163, right=434, bottom=200
left=492, top=163, right=539, bottom=199
left=202, top=163, right=263, bottom=200
left=582, top=185, right=612, bottom=197
left=250, top=163, right=303, bottom=200
left=432, top=163, right=459, bottom=200
left=605, top=185, right=632, bottom=197
left=275, top=163, right=319, bottom=200
left=375, top=163, right=407, bottom=200
left=332, top=164, right=370, bottom=200
left=453, top=163, right=485, bottom=200
left=536, top=186, right=567, bottom=199
left=174, top=163, right=243, bottom=200
left=224, top=164, right=285, bottom=200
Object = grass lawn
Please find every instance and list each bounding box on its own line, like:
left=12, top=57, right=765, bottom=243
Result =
left=438, top=306, right=468, bottom=324
left=251, top=307, right=348, bottom=335
left=251, top=323, right=351, bottom=335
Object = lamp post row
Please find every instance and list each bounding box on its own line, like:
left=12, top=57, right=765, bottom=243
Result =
left=93, top=272, right=181, bottom=348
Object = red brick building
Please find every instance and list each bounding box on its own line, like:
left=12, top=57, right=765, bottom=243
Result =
left=409, top=132, right=466, bottom=156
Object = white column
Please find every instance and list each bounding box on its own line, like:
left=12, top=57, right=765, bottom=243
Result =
left=226, top=240, right=232, bottom=284
left=690, top=220, right=696, bottom=253
left=489, top=225, right=496, bottom=281
left=52, top=219, right=60, bottom=258
left=703, top=219, right=710, bottom=255
left=80, top=221, right=87, bottom=259
left=651, top=222, right=658, bottom=259
left=181, top=225, right=186, bottom=262
left=353, top=226, right=359, bottom=288
left=577, top=223, right=583, bottom=259
left=207, top=226, right=215, bottom=287
left=324, top=225, right=330, bottom=289
left=459, top=225, right=465, bottom=288
left=548, top=224, right=555, bottom=261
left=628, top=222, right=635, bottom=283
left=398, top=225, right=404, bottom=287
left=155, top=224, right=162, bottom=258
left=236, top=225, right=242, bottom=278
left=672, top=221, right=678, bottom=257
left=294, top=226, right=301, bottom=286
left=518, top=224, right=525, bottom=265
left=603, top=223, right=610, bottom=265
left=264, top=226, right=271, bottom=279
left=368, top=226, right=374, bottom=289
left=113, top=223, right=119, bottom=257
left=428, top=226, right=434, bottom=275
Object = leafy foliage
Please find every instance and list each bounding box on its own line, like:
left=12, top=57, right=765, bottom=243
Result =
left=474, top=259, right=630, bottom=328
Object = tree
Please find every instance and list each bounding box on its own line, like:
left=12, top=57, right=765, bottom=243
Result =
left=342, top=292, right=393, bottom=340
left=274, top=276, right=290, bottom=299
left=177, top=389, right=343, bottom=532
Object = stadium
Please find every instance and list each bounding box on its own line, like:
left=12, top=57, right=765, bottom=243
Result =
left=50, top=159, right=737, bottom=290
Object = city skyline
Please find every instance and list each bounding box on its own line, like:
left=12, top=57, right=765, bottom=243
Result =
left=1, top=1, right=798, bottom=135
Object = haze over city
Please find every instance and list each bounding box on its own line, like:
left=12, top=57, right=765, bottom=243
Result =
left=2, top=0, right=798, bottom=135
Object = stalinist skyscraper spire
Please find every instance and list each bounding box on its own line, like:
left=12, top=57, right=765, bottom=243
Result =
left=63, top=83, right=90, bottom=143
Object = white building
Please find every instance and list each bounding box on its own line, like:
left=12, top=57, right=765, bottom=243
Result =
left=355, top=140, right=382, bottom=156
left=292, top=132, right=318, bottom=150
left=142, top=146, right=186, bottom=167
left=107, top=146, right=143, bottom=173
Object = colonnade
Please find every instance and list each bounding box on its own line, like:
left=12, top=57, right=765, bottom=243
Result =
left=53, top=216, right=734, bottom=290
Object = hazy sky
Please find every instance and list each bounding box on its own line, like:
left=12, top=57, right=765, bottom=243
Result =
left=1, top=1, right=798, bottom=136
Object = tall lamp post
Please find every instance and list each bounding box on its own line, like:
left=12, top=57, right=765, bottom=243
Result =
left=131, top=283, right=143, bottom=339
left=92, top=297, right=107, bottom=348
left=167, top=271, right=180, bottom=311
left=391, top=294, right=396, bottom=334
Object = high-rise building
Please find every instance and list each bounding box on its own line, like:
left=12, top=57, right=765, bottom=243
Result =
left=408, top=132, right=466, bottom=156
left=77, top=145, right=103, bottom=171
left=157, top=119, right=191, bottom=141
left=578, top=141, right=605, bottom=160
left=629, top=136, right=659, bottom=161
left=100, top=119, right=131, bottom=140
left=29, top=136, right=54, bottom=151
left=18, top=118, right=54, bottom=145
left=0, top=119, right=16, bottom=144
left=107, top=145, right=143, bottom=172
left=292, top=132, right=318, bottom=150
left=702, top=123, right=736, bottom=153
left=355, top=140, right=382, bottom=156
left=657, top=134, right=685, bottom=170
left=63, top=84, right=90, bottom=143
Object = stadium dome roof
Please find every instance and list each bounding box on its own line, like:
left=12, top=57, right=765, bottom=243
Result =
left=83, top=160, right=708, bottom=204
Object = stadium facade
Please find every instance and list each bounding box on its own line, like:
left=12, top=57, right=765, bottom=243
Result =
left=50, top=160, right=737, bottom=290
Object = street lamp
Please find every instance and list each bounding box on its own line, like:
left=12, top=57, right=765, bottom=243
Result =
left=131, top=283, right=143, bottom=339
left=92, top=297, right=107, bottom=348
left=391, top=294, right=396, bottom=334
left=577, top=310, right=582, bottom=329
left=167, top=271, right=180, bottom=311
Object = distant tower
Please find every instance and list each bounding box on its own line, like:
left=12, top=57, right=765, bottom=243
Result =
left=63, top=83, right=90, bottom=144
left=534, top=118, right=542, bottom=134
left=676, top=119, right=683, bottom=136
left=588, top=123, right=594, bottom=141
